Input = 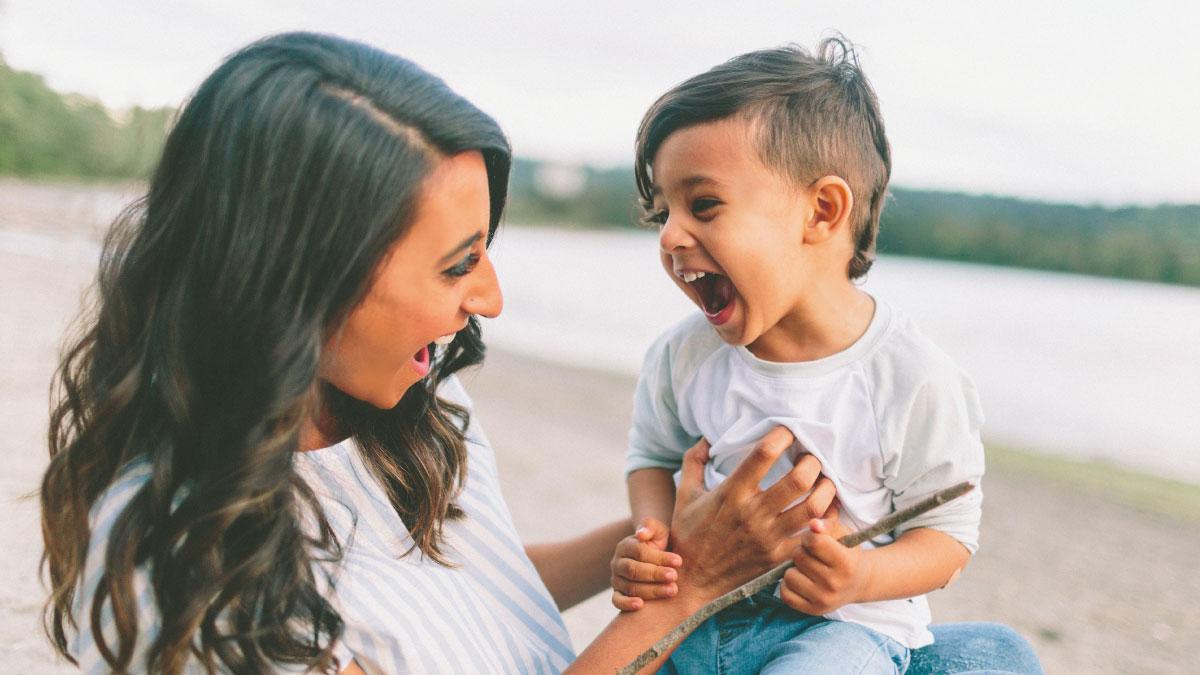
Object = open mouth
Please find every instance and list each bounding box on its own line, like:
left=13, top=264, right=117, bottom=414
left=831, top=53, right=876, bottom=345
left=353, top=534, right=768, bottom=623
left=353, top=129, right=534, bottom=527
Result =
left=686, top=273, right=735, bottom=326
left=411, top=345, right=431, bottom=376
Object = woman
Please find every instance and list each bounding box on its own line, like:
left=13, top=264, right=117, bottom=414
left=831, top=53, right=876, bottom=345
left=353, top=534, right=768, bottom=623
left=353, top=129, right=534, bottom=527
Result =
left=41, top=32, right=1039, bottom=673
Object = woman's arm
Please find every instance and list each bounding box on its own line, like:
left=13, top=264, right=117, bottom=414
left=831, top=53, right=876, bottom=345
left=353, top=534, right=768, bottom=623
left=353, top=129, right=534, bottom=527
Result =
left=526, top=518, right=633, bottom=611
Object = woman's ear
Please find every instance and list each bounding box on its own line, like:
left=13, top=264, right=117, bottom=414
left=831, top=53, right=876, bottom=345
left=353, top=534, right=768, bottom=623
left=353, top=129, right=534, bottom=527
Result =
left=803, top=176, right=854, bottom=245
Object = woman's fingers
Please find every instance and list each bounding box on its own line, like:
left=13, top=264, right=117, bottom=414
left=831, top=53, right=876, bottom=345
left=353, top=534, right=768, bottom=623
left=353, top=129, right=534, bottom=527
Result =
left=675, top=438, right=711, bottom=508
left=721, top=426, right=795, bottom=498
left=774, top=476, right=837, bottom=536
left=760, top=453, right=823, bottom=514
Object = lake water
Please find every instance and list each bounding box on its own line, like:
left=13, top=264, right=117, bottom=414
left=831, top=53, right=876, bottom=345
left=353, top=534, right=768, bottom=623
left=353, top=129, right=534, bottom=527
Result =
left=484, top=225, right=1200, bottom=484
left=3, top=206, right=1197, bottom=484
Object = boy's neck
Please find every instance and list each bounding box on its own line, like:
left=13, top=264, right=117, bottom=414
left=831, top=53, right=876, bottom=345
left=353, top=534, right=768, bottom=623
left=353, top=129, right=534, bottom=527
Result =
left=747, top=284, right=876, bottom=363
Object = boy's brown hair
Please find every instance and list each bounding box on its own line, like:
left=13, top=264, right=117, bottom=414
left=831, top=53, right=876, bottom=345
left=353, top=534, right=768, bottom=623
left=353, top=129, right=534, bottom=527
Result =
left=635, top=37, right=891, bottom=279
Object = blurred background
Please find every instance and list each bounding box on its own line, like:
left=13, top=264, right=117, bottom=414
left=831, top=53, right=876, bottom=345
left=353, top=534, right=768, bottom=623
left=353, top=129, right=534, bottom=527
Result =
left=2, top=1, right=1197, bottom=672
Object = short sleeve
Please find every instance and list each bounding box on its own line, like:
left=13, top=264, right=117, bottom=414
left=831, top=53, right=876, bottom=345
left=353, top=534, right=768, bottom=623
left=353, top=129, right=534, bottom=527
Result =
left=882, top=370, right=986, bottom=553
left=625, top=332, right=696, bottom=475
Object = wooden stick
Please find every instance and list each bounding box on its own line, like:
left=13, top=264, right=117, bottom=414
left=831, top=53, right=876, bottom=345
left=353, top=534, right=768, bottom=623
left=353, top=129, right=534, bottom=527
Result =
left=618, top=481, right=975, bottom=674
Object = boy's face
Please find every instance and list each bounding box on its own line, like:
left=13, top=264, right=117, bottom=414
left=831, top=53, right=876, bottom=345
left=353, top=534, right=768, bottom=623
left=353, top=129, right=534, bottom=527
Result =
left=649, top=117, right=824, bottom=353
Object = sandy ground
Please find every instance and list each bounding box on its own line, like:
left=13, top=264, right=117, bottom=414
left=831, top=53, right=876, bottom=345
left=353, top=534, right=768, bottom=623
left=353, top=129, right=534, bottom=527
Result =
left=2, top=180, right=1197, bottom=673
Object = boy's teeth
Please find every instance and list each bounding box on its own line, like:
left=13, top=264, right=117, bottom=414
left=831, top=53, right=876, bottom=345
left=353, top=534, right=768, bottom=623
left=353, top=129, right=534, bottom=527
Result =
left=433, top=333, right=456, bottom=346
left=681, top=271, right=707, bottom=283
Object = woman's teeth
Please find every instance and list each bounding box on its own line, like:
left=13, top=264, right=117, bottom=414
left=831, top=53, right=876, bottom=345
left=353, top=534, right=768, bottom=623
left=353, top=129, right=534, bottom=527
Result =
left=680, top=271, right=707, bottom=283
left=433, top=333, right=456, bottom=346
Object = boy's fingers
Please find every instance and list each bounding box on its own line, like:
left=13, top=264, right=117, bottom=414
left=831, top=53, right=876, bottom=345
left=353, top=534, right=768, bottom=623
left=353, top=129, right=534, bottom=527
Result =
left=614, top=558, right=679, bottom=583
left=636, top=517, right=671, bottom=547
left=614, top=536, right=679, bottom=565
left=780, top=567, right=820, bottom=614
left=800, top=522, right=849, bottom=568
left=611, top=591, right=643, bottom=612
left=724, top=426, right=794, bottom=497
left=634, top=542, right=682, bottom=568
left=613, top=581, right=678, bottom=601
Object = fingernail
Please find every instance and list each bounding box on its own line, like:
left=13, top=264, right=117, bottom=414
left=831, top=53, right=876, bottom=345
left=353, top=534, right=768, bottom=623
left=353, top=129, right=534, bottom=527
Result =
left=665, top=570, right=677, bottom=581
left=635, top=527, right=649, bottom=537
left=666, top=585, right=677, bottom=596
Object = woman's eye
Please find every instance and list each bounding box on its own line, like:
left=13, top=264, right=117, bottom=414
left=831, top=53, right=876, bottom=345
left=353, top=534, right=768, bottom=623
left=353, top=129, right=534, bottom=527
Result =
left=692, top=198, right=720, bottom=215
left=443, top=252, right=480, bottom=278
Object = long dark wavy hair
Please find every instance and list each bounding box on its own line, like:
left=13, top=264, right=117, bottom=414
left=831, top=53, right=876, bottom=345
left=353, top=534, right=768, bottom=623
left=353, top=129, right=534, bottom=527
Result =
left=41, top=32, right=511, bottom=673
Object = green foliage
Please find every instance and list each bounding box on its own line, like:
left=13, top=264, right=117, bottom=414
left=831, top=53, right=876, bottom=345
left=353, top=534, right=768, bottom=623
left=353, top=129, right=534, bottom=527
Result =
left=2, top=59, right=1196, bottom=286
left=505, top=159, right=1200, bottom=287
left=0, top=60, right=173, bottom=179
left=879, top=189, right=1200, bottom=287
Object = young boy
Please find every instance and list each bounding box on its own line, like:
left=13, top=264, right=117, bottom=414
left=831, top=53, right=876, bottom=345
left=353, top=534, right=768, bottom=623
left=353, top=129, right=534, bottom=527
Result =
left=614, top=39, right=985, bottom=673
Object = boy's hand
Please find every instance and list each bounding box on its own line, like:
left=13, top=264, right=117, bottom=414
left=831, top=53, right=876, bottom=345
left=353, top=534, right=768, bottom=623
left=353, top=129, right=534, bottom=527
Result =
left=610, top=517, right=683, bottom=612
left=779, top=510, right=873, bottom=616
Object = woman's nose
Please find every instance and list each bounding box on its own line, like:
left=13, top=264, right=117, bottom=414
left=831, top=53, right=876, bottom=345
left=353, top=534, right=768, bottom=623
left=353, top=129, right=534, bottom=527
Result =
left=463, top=252, right=503, bottom=319
left=658, top=214, right=695, bottom=253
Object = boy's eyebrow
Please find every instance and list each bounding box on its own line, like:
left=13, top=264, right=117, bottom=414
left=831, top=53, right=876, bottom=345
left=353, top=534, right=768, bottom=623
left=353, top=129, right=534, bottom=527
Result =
left=650, top=174, right=725, bottom=197
left=437, top=232, right=483, bottom=264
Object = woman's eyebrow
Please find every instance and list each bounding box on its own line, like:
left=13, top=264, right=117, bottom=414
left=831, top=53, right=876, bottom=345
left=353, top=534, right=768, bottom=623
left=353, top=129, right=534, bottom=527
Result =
left=438, top=232, right=483, bottom=264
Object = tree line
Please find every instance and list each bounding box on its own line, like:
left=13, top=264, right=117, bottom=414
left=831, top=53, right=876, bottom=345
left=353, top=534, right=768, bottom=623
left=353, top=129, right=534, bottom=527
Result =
left=2, top=57, right=1196, bottom=286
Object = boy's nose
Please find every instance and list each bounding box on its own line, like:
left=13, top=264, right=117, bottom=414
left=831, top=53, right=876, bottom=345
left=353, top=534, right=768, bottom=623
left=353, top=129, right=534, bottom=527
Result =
left=658, top=215, right=696, bottom=252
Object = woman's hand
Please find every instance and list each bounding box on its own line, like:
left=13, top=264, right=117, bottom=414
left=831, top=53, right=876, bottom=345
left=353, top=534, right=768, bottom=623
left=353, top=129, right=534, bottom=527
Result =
left=610, top=518, right=682, bottom=611
left=668, top=427, right=836, bottom=604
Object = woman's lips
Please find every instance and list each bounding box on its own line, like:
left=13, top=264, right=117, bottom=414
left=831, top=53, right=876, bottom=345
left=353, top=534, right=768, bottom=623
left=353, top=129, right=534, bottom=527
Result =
left=411, top=345, right=431, bottom=376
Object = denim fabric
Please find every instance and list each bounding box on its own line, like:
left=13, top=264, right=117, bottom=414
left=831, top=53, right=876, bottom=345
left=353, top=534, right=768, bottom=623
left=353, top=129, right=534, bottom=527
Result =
left=909, top=622, right=1044, bottom=675
left=659, top=591, right=908, bottom=675
left=658, top=592, right=1043, bottom=675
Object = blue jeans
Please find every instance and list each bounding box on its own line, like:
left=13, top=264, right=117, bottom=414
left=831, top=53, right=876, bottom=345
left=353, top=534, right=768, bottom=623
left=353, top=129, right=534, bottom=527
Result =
left=659, top=591, right=1043, bottom=674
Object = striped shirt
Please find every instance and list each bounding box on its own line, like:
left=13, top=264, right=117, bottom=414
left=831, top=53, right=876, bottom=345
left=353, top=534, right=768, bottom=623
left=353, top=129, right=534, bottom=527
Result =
left=71, top=377, right=575, bottom=673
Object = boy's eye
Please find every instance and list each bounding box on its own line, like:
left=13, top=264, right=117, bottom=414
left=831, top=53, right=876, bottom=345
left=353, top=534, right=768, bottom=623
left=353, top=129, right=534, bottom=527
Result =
left=692, top=198, right=720, bottom=214
left=443, top=252, right=481, bottom=278
left=645, top=209, right=669, bottom=227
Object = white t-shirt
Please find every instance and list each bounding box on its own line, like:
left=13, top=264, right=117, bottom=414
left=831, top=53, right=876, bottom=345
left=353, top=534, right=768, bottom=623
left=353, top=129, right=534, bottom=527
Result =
left=626, top=299, right=985, bottom=648
left=71, top=377, right=574, bottom=674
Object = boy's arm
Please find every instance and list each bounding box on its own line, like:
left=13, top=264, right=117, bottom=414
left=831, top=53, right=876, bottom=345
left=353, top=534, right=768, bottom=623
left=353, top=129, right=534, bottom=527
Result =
left=780, top=515, right=970, bottom=616
left=627, top=466, right=677, bottom=527
left=856, top=528, right=969, bottom=600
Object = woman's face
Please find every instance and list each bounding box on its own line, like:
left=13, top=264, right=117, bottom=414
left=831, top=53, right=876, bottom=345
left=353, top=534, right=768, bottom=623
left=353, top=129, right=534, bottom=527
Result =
left=320, top=150, right=502, bottom=409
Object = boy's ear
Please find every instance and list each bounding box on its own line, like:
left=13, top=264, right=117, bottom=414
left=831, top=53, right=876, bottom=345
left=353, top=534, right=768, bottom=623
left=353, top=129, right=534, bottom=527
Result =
left=803, top=176, right=854, bottom=245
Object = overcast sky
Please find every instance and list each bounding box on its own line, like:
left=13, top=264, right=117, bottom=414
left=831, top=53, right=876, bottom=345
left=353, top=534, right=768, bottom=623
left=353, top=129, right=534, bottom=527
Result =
left=2, top=1, right=1198, bottom=206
